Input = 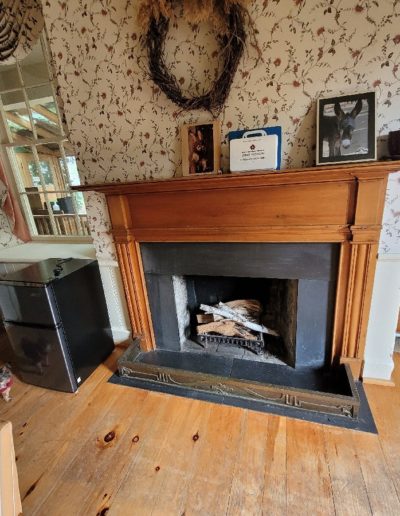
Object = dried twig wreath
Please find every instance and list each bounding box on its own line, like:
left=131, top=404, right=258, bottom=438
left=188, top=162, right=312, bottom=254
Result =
left=138, top=0, right=251, bottom=115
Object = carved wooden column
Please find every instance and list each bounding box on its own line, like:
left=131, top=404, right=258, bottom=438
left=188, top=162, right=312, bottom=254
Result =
left=107, top=195, right=155, bottom=351
left=334, top=171, right=389, bottom=377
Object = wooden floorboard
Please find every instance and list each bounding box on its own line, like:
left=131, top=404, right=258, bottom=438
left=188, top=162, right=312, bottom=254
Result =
left=286, top=418, right=335, bottom=515
left=323, top=426, right=372, bottom=515
left=1, top=348, right=400, bottom=515
left=364, top=356, right=400, bottom=500
left=261, top=415, right=287, bottom=514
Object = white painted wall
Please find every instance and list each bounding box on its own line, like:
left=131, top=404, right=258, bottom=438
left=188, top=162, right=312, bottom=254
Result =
left=364, top=255, right=400, bottom=381
left=364, top=171, right=400, bottom=381
left=0, top=242, right=130, bottom=344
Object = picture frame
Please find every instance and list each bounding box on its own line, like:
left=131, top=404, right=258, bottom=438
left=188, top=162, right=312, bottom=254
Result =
left=316, top=91, right=376, bottom=166
left=181, top=121, right=221, bottom=176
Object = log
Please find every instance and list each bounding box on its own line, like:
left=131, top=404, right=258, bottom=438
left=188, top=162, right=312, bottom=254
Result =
left=196, top=320, right=258, bottom=340
left=211, top=299, right=261, bottom=322
left=224, top=299, right=262, bottom=322
left=199, top=302, right=279, bottom=337
left=196, top=314, right=214, bottom=324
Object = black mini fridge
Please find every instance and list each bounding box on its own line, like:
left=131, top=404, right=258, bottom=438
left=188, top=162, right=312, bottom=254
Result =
left=0, top=258, right=114, bottom=392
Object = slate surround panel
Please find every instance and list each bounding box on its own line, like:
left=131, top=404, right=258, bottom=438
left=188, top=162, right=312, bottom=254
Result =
left=141, top=243, right=339, bottom=369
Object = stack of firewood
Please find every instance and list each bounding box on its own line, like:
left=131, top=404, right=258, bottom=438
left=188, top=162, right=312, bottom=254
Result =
left=196, top=299, right=279, bottom=341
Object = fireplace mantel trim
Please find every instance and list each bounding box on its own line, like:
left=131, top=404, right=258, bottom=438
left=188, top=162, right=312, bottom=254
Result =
left=75, top=160, right=400, bottom=195
left=73, top=161, right=400, bottom=378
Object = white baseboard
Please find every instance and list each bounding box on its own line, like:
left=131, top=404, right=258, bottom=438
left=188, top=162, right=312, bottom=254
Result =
left=98, top=262, right=131, bottom=345
left=364, top=255, right=400, bottom=381
left=110, top=327, right=131, bottom=344
left=363, top=359, right=395, bottom=382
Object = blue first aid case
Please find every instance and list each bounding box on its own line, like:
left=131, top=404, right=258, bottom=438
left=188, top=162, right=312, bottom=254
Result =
left=229, top=126, right=282, bottom=171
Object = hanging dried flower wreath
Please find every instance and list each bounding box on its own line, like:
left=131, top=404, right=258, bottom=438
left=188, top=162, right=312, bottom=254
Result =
left=138, top=0, right=252, bottom=115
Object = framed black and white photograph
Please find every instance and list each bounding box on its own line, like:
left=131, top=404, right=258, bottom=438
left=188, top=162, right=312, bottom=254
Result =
left=316, top=91, right=376, bottom=165
left=181, top=121, right=221, bottom=176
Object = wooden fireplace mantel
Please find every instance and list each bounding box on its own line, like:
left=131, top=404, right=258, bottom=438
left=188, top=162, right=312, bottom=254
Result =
left=74, top=161, right=400, bottom=378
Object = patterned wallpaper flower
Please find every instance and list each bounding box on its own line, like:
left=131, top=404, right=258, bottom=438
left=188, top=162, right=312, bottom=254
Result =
left=33, top=0, right=400, bottom=258
left=83, top=192, right=116, bottom=262
left=0, top=209, right=23, bottom=249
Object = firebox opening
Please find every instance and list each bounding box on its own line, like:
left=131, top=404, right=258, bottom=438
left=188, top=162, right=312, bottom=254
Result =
left=174, top=275, right=298, bottom=367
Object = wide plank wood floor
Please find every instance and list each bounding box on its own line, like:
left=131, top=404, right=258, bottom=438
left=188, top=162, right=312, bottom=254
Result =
left=1, top=345, right=400, bottom=516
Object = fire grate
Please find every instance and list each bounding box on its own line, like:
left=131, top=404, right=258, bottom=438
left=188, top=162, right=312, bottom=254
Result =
left=197, top=332, right=265, bottom=355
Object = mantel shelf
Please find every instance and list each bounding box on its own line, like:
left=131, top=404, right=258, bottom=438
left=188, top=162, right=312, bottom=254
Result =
left=71, top=160, right=400, bottom=195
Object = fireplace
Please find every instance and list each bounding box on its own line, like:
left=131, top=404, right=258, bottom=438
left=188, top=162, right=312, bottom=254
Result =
left=176, top=275, right=296, bottom=363
left=74, top=160, right=400, bottom=417
left=141, top=242, right=339, bottom=369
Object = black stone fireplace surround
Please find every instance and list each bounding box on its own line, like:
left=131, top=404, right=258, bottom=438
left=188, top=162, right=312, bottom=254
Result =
left=141, top=242, right=339, bottom=369
left=116, top=241, right=361, bottom=419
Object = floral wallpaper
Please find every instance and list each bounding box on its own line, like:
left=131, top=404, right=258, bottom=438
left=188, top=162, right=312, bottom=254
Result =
left=38, top=0, right=400, bottom=259
left=83, top=192, right=116, bottom=262
left=0, top=179, right=22, bottom=248
left=0, top=210, right=23, bottom=249
left=0, top=0, right=44, bottom=64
